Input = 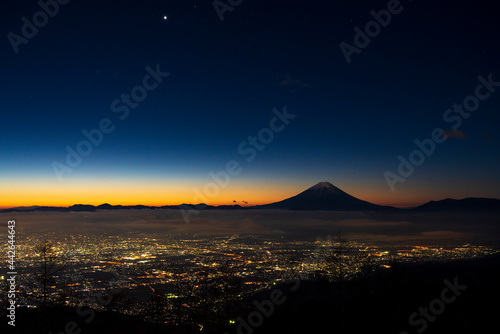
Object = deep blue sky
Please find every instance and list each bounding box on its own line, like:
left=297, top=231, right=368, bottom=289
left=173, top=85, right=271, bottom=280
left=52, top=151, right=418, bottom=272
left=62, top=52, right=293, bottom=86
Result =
left=1, top=0, right=500, bottom=207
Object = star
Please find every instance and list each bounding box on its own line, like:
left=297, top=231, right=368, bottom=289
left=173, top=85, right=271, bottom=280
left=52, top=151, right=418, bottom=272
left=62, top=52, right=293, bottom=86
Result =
left=163, top=16, right=168, bottom=20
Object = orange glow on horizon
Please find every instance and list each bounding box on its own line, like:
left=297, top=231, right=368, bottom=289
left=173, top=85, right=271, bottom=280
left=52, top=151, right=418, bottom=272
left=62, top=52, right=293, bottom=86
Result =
left=1, top=178, right=300, bottom=209
left=0, top=178, right=447, bottom=209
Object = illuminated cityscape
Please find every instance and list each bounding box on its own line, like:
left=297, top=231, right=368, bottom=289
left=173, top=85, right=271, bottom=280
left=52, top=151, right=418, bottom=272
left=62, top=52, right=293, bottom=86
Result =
left=1, top=231, right=497, bottom=326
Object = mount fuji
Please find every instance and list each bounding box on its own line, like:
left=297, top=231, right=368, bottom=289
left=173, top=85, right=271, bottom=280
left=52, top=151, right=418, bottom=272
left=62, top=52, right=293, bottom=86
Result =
left=257, top=181, right=394, bottom=211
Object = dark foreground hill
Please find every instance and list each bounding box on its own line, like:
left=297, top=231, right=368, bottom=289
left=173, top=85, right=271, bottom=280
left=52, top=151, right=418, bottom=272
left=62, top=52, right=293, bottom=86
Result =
left=2, top=254, right=499, bottom=334
left=0, top=306, right=158, bottom=334
left=243, top=254, right=500, bottom=334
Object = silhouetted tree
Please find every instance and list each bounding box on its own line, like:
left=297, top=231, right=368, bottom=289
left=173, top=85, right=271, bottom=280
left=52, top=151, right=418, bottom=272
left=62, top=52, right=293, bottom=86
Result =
left=282, top=256, right=303, bottom=282
left=319, top=232, right=350, bottom=287
left=163, top=268, right=197, bottom=327
left=196, top=270, right=211, bottom=327
left=100, top=287, right=130, bottom=312
left=172, top=270, right=184, bottom=325
left=0, top=276, right=9, bottom=318
left=35, top=239, right=66, bottom=307
left=186, top=266, right=225, bottom=332
left=211, top=261, right=242, bottom=330
left=143, top=288, right=169, bottom=327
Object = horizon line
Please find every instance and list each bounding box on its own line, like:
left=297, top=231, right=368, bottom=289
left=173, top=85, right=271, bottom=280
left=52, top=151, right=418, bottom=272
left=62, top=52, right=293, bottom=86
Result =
left=2, top=196, right=497, bottom=211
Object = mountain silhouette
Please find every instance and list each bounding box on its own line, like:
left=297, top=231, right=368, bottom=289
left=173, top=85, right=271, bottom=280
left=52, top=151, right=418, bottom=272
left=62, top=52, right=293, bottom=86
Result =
left=2, top=182, right=499, bottom=213
left=414, top=198, right=500, bottom=212
left=256, top=181, right=392, bottom=211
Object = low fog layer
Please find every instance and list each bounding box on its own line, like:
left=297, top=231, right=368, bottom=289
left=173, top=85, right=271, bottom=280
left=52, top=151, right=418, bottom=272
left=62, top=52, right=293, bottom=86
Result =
left=1, top=209, right=499, bottom=246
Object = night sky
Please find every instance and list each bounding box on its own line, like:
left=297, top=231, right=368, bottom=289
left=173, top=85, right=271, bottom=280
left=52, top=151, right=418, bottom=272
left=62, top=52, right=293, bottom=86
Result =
left=1, top=0, right=499, bottom=208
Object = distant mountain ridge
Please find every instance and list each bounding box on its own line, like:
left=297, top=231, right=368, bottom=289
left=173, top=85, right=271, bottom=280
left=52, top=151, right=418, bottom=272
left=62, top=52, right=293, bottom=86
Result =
left=414, top=198, right=500, bottom=212
left=2, top=182, right=499, bottom=213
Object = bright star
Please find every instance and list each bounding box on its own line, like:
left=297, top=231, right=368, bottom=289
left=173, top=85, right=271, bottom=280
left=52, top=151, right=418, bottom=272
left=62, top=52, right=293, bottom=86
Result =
left=163, top=16, right=168, bottom=20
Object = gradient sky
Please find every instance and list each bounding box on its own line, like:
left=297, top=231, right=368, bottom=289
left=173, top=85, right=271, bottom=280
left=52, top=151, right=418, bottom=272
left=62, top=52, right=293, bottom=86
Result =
left=1, top=0, right=500, bottom=208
